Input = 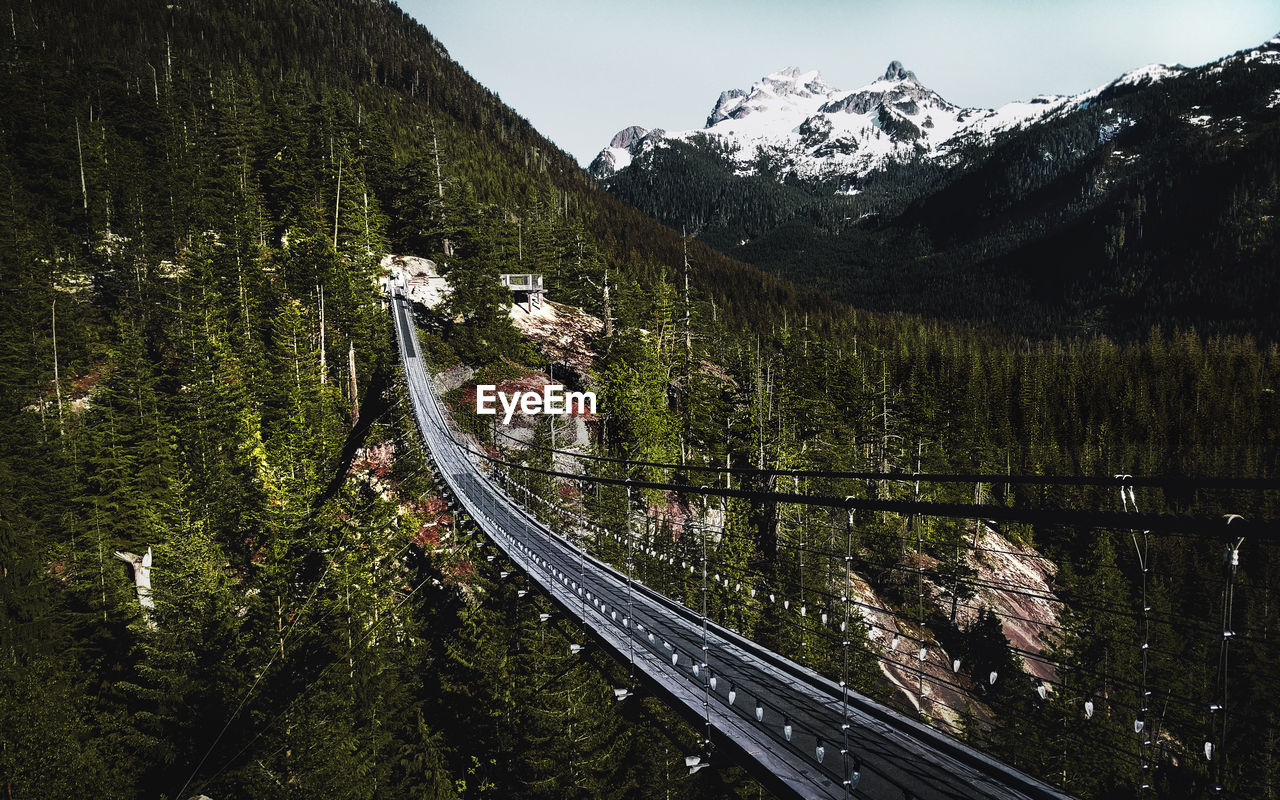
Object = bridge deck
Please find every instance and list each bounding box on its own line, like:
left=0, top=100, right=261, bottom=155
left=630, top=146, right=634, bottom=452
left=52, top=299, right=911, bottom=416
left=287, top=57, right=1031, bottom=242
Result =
left=392, top=290, right=1074, bottom=800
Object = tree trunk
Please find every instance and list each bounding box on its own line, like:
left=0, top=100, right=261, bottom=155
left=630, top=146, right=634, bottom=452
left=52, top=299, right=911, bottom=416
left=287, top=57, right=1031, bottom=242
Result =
left=602, top=269, right=613, bottom=339
left=333, top=157, right=342, bottom=249
left=348, top=341, right=359, bottom=424
left=318, top=284, right=326, bottom=383
left=113, top=548, right=156, bottom=630
left=75, top=119, right=87, bottom=210
left=682, top=233, right=692, bottom=360
left=433, top=129, right=452, bottom=257
left=52, top=298, right=63, bottom=436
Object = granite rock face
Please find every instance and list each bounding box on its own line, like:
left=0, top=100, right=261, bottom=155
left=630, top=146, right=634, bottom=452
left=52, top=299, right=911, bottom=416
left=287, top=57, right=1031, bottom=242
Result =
left=706, top=88, right=748, bottom=126
left=609, top=125, right=650, bottom=150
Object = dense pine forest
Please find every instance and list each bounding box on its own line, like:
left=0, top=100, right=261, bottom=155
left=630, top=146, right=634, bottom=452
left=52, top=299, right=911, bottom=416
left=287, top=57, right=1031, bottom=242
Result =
left=1, top=1, right=1278, bottom=799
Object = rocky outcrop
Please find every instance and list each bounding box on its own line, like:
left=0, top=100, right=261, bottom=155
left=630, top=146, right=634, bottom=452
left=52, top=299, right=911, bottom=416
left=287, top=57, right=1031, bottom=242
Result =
left=590, top=127, right=666, bottom=178
left=820, top=64, right=942, bottom=118
left=508, top=300, right=602, bottom=386
left=381, top=254, right=450, bottom=308
left=877, top=105, right=923, bottom=142
left=705, top=68, right=837, bottom=127
left=955, top=524, right=1062, bottom=682
left=759, top=66, right=834, bottom=99
left=706, top=88, right=749, bottom=126
left=850, top=573, right=968, bottom=731
left=883, top=60, right=918, bottom=82
left=847, top=521, right=1062, bottom=729
left=798, top=115, right=833, bottom=148
left=610, top=125, right=650, bottom=149
left=587, top=149, right=621, bottom=179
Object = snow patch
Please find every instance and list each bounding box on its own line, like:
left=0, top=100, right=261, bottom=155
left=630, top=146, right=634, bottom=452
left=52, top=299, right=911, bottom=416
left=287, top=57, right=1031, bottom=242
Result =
left=1113, top=63, right=1183, bottom=87
left=601, top=146, right=632, bottom=172
left=1243, top=48, right=1280, bottom=65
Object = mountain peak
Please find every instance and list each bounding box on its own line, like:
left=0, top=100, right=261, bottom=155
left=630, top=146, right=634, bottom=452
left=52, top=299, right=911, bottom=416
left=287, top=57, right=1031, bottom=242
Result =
left=758, top=67, right=830, bottom=96
left=767, top=66, right=803, bottom=79
left=609, top=126, right=649, bottom=150
left=882, top=60, right=917, bottom=82
left=702, top=67, right=836, bottom=127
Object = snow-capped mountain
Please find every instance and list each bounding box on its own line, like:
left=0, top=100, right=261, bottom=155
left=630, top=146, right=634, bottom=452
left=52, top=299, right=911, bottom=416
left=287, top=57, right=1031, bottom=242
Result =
left=590, top=60, right=1058, bottom=181
left=589, top=32, right=1280, bottom=338
left=589, top=42, right=1277, bottom=184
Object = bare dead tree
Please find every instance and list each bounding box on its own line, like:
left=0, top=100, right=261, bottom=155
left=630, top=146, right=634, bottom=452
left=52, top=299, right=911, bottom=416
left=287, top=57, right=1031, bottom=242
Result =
left=114, top=547, right=156, bottom=630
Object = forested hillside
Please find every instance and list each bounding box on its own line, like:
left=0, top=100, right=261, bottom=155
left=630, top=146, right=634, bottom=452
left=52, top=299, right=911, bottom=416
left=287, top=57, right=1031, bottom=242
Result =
left=0, top=0, right=783, bottom=796
left=1, top=1, right=1278, bottom=799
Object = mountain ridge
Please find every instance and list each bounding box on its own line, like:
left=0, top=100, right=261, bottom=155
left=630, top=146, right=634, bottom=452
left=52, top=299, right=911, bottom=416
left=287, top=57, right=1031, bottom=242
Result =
left=591, top=34, right=1279, bottom=186
left=591, top=31, right=1280, bottom=339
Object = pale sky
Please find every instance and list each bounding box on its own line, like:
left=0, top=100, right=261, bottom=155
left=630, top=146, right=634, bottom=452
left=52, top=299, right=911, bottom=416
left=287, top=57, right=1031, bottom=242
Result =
left=402, top=0, right=1279, bottom=166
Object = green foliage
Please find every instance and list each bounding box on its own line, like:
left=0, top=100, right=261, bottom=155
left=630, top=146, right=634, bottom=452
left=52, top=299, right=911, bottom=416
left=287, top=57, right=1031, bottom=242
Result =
left=0, top=0, right=1277, bottom=798
left=598, top=331, right=679, bottom=482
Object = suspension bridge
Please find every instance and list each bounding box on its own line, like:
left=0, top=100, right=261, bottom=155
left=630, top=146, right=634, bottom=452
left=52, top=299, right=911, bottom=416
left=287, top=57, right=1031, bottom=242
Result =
left=392, top=288, right=1101, bottom=800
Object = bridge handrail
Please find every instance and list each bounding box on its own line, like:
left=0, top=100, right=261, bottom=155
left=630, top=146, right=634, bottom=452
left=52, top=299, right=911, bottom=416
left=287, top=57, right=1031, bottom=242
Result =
left=389, top=288, right=1076, bottom=800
